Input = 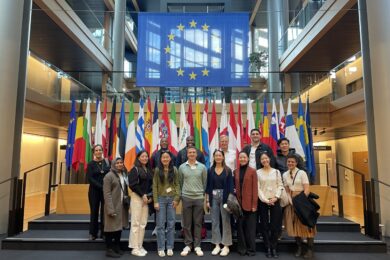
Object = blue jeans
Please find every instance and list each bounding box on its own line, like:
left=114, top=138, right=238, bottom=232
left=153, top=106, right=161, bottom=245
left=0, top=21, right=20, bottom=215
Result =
left=156, top=196, right=176, bottom=250
left=211, top=189, right=232, bottom=246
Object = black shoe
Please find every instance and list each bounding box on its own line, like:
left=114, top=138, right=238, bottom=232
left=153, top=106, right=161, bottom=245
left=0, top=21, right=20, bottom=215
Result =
left=295, top=246, right=302, bottom=257
left=266, top=248, right=272, bottom=258
left=106, top=249, right=120, bottom=258
left=113, top=245, right=124, bottom=255
left=89, top=234, right=97, bottom=240
left=272, top=249, right=279, bottom=258
left=303, top=249, right=313, bottom=259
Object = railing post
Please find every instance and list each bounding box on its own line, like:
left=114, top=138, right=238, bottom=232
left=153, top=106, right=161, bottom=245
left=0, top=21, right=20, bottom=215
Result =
left=336, top=164, right=344, bottom=217
left=44, top=162, right=53, bottom=216
left=325, top=162, right=330, bottom=186
left=7, top=177, right=23, bottom=236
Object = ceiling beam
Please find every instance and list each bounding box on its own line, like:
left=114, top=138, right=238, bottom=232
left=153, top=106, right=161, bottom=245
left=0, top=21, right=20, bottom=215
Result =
left=249, top=0, right=262, bottom=25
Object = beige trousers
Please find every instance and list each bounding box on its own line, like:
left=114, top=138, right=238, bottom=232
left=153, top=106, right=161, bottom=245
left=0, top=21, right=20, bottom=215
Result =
left=129, top=193, right=149, bottom=249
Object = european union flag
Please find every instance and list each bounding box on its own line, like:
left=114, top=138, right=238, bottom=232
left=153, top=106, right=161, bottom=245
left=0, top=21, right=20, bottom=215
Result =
left=136, top=13, right=249, bottom=87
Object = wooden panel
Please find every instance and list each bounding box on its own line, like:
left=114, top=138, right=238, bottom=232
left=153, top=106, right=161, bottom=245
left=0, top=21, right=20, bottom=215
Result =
left=56, top=184, right=90, bottom=214
left=352, top=151, right=370, bottom=196
left=311, top=185, right=333, bottom=216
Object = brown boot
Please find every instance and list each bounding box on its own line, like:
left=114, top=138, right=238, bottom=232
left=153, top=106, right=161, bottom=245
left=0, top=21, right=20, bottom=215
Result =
left=294, top=237, right=302, bottom=257
left=303, top=238, right=314, bottom=259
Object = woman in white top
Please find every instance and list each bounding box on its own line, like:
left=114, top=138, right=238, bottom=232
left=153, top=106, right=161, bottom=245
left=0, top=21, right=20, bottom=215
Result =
left=257, top=152, right=283, bottom=258
left=283, top=154, right=316, bottom=259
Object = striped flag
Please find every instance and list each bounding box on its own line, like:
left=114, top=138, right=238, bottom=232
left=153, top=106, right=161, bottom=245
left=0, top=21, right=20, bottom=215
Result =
left=187, top=100, right=194, bottom=137
left=178, top=100, right=188, bottom=150
left=124, top=101, right=136, bottom=170
left=116, top=99, right=127, bottom=159
left=245, top=99, right=255, bottom=145
left=305, top=96, right=316, bottom=179
left=108, top=98, right=117, bottom=161
left=209, top=100, right=218, bottom=164
left=83, top=99, right=92, bottom=170
left=219, top=99, right=228, bottom=136
left=65, top=100, right=77, bottom=170
left=237, top=100, right=243, bottom=151
left=201, top=100, right=210, bottom=168
left=94, top=98, right=103, bottom=146
left=152, top=99, right=160, bottom=153
left=270, top=99, right=280, bottom=154
left=279, top=99, right=286, bottom=138
left=136, top=98, right=145, bottom=153
left=161, top=98, right=171, bottom=143
left=194, top=99, right=202, bottom=150
left=228, top=102, right=238, bottom=152
left=102, top=99, right=108, bottom=157
left=285, top=98, right=305, bottom=159
left=296, top=96, right=309, bottom=160
left=255, top=99, right=262, bottom=136
left=144, top=97, right=152, bottom=154
left=170, top=102, right=178, bottom=155
left=72, top=100, right=85, bottom=171
left=261, top=98, right=270, bottom=145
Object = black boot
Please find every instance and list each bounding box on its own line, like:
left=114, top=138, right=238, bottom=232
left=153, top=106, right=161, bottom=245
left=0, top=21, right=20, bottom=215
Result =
left=266, top=248, right=272, bottom=258
left=272, top=249, right=279, bottom=258
left=303, top=238, right=314, bottom=259
left=113, top=244, right=124, bottom=255
left=106, top=248, right=120, bottom=258
left=294, top=237, right=302, bottom=257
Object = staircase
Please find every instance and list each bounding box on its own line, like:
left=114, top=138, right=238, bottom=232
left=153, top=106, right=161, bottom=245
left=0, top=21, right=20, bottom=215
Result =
left=1, top=214, right=387, bottom=253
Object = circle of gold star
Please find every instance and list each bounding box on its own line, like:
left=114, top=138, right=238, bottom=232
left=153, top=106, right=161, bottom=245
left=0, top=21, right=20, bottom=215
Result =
left=164, top=45, right=171, bottom=54
left=168, top=33, right=175, bottom=41
left=189, top=71, right=197, bottom=80
left=177, top=23, right=185, bottom=31
left=201, top=23, right=209, bottom=31
left=201, top=68, right=209, bottom=76
left=189, top=20, right=197, bottom=28
left=177, top=68, right=184, bottom=76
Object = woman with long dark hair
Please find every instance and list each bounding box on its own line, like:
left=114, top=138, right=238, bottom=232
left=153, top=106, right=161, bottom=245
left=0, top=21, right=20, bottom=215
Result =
left=128, top=150, right=153, bottom=257
left=206, top=149, right=234, bottom=256
left=86, top=144, right=110, bottom=240
left=153, top=151, right=180, bottom=257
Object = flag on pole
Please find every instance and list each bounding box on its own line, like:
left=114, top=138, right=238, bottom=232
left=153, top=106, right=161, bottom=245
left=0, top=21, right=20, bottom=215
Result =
left=201, top=100, right=210, bottom=168
left=245, top=99, right=255, bottom=145
left=108, top=98, right=117, bottom=160
left=178, top=100, right=188, bottom=150
left=228, top=102, right=238, bottom=152
left=285, top=98, right=305, bottom=159
left=144, top=97, right=152, bottom=154
left=220, top=99, right=228, bottom=136
left=124, top=101, right=136, bottom=170
left=65, top=100, right=77, bottom=170
left=136, top=98, right=145, bottom=153
left=255, top=99, right=262, bottom=136
left=152, top=99, right=160, bottom=153
left=83, top=99, right=92, bottom=170
left=116, top=99, right=127, bottom=159
left=161, top=98, right=171, bottom=144
left=270, top=99, right=280, bottom=154
left=305, top=95, right=316, bottom=179
left=72, top=100, right=85, bottom=171
left=102, top=99, right=108, bottom=157
left=194, top=99, right=202, bottom=150
left=209, top=100, right=218, bottom=164
left=94, top=98, right=103, bottom=146
left=296, top=96, right=309, bottom=161
left=187, top=99, right=194, bottom=137
left=237, top=100, right=243, bottom=151
left=279, top=99, right=286, bottom=138
left=170, top=102, right=179, bottom=155
left=261, top=98, right=270, bottom=145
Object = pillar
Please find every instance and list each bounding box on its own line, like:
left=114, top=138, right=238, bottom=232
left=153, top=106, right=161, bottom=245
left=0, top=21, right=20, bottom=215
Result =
left=112, top=0, right=126, bottom=92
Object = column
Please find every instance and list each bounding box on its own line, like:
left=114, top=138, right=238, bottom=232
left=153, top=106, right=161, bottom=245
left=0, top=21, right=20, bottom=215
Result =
left=358, top=0, right=390, bottom=236
left=0, top=0, right=31, bottom=234
left=112, top=0, right=126, bottom=92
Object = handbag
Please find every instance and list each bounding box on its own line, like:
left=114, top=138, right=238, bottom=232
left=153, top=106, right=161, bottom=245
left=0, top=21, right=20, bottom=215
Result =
left=123, top=194, right=130, bottom=209
left=278, top=170, right=290, bottom=207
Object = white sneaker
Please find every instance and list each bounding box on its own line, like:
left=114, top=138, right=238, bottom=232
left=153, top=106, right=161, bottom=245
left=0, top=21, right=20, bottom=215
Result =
left=194, top=247, right=204, bottom=257
left=140, top=247, right=148, bottom=255
left=180, top=246, right=191, bottom=256
left=211, top=245, right=221, bottom=255
left=167, top=249, right=174, bottom=256
left=158, top=250, right=166, bottom=257
left=132, top=248, right=146, bottom=257
left=220, top=246, right=230, bottom=256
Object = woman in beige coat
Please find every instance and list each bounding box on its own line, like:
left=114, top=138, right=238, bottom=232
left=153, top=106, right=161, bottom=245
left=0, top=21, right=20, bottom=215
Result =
left=103, top=158, right=129, bottom=258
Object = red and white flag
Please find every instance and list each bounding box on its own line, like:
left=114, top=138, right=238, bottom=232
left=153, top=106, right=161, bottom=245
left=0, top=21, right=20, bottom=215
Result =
left=279, top=99, right=286, bottom=138
left=219, top=99, right=228, bottom=137
left=245, top=99, right=255, bottom=145
left=102, top=99, right=109, bottom=158
left=237, top=100, right=243, bottom=151
left=228, top=102, right=238, bottom=152
left=209, top=100, right=218, bottom=164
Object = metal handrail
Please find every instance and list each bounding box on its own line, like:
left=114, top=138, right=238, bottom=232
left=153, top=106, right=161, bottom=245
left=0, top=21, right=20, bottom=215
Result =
left=371, top=178, right=390, bottom=188
left=0, top=177, right=15, bottom=185
left=315, top=162, right=329, bottom=186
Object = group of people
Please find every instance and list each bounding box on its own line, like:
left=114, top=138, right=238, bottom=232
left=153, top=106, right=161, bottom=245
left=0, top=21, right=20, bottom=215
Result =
left=86, top=128, right=316, bottom=259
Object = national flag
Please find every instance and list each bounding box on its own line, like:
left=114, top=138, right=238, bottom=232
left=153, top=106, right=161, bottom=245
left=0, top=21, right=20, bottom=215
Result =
left=136, top=98, right=145, bottom=153
left=296, top=96, right=309, bottom=161
left=255, top=99, right=262, bottom=136
left=285, top=98, right=305, bottom=159
left=152, top=99, right=160, bottom=153
left=124, top=101, right=136, bottom=170
left=144, top=97, right=153, bottom=154
left=261, top=98, right=270, bottom=145
left=108, top=98, right=117, bottom=161
left=178, top=100, right=188, bottom=150
left=270, top=99, right=280, bottom=154
left=72, top=100, right=85, bottom=171
left=83, top=99, right=92, bottom=170
left=219, top=99, right=228, bottom=136
left=161, top=98, right=171, bottom=145
left=305, top=96, right=316, bottom=179
left=237, top=100, right=243, bottom=151
left=116, top=99, right=127, bottom=159
left=201, top=100, right=210, bottom=168
left=65, top=99, right=77, bottom=170
left=279, top=99, right=286, bottom=138
left=228, top=102, right=238, bottom=152
left=187, top=99, right=194, bottom=137
left=194, top=99, right=202, bottom=150
left=102, top=99, right=109, bottom=157
left=245, top=99, right=255, bottom=145
left=170, top=102, right=179, bottom=155
left=94, top=98, right=103, bottom=146
left=209, top=100, right=218, bottom=163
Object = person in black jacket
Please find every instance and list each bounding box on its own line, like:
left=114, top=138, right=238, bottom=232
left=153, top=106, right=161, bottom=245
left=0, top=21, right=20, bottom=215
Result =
left=151, top=137, right=177, bottom=169
left=276, top=137, right=307, bottom=174
left=242, top=129, right=276, bottom=170
left=128, top=150, right=153, bottom=257
left=86, top=144, right=110, bottom=240
left=176, top=136, right=205, bottom=167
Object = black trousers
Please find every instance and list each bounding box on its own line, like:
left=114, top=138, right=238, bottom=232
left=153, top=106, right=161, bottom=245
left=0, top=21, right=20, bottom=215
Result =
left=88, top=188, right=104, bottom=237
left=259, top=201, right=282, bottom=249
left=105, top=230, right=121, bottom=249
left=237, top=210, right=257, bottom=255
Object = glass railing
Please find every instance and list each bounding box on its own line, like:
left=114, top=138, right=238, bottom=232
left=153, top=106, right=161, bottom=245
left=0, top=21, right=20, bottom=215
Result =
left=126, top=10, right=138, bottom=37
left=279, top=0, right=327, bottom=53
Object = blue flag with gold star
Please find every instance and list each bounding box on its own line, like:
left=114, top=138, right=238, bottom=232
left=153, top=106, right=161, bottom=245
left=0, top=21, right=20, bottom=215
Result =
left=136, top=13, right=249, bottom=87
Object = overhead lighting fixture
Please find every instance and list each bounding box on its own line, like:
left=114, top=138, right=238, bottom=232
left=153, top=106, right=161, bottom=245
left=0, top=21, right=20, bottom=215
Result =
left=319, top=128, right=326, bottom=135
left=262, top=89, right=267, bottom=93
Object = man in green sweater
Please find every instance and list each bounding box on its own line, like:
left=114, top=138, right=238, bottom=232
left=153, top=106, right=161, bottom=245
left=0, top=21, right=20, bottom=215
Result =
left=179, top=147, right=207, bottom=257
